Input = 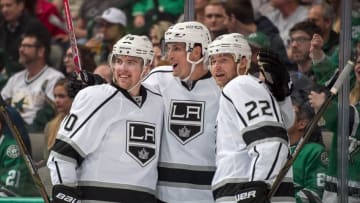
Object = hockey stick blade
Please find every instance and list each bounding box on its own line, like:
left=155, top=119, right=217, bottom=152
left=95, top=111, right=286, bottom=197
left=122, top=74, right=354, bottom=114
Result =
left=268, top=60, right=354, bottom=198
left=0, top=97, right=51, bottom=203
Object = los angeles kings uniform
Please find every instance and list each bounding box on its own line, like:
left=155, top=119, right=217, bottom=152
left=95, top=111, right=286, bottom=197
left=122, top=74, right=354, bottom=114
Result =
left=143, top=66, right=221, bottom=203
left=212, top=75, right=295, bottom=203
left=47, top=83, right=164, bottom=203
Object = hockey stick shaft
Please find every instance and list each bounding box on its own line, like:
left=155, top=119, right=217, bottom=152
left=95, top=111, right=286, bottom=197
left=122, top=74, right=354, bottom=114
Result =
left=0, top=98, right=51, bottom=203
left=268, top=60, right=354, bottom=198
left=63, top=0, right=82, bottom=73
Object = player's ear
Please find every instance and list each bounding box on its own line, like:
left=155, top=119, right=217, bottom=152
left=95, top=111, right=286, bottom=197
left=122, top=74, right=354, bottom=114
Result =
left=190, top=45, right=202, bottom=60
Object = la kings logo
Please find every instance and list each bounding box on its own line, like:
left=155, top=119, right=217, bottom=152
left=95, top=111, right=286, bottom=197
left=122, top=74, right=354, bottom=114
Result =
left=169, top=100, right=204, bottom=144
left=127, top=121, right=156, bottom=167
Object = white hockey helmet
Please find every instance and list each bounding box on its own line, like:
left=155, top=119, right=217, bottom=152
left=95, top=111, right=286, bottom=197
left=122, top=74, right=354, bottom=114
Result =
left=165, top=21, right=211, bottom=55
left=209, top=33, right=252, bottom=63
left=110, top=34, right=154, bottom=66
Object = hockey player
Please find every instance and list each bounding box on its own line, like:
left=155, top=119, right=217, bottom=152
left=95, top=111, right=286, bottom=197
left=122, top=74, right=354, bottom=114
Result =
left=47, top=34, right=164, bottom=203
left=142, top=21, right=221, bottom=202
left=211, top=49, right=295, bottom=203
left=208, top=33, right=295, bottom=129
left=208, top=33, right=252, bottom=88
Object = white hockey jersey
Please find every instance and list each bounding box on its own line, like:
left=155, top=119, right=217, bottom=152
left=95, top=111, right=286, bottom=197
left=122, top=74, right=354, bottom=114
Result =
left=212, top=75, right=295, bottom=203
left=47, top=84, right=164, bottom=203
left=143, top=66, right=221, bottom=203
left=1, top=65, right=64, bottom=124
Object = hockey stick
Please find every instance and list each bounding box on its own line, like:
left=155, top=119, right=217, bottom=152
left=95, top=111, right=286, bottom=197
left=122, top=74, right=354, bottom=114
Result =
left=63, top=0, right=82, bottom=73
left=267, top=60, right=355, bottom=198
left=0, top=97, right=51, bottom=203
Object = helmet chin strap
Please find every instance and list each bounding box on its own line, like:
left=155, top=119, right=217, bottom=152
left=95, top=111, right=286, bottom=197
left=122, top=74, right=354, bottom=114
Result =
left=181, top=52, right=204, bottom=82
left=127, top=67, right=148, bottom=95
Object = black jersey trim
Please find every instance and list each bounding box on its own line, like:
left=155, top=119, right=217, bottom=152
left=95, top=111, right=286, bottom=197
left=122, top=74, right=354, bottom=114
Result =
left=251, top=147, right=260, bottom=181
left=52, top=140, right=84, bottom=165
left=266, top=143, right=282, bottom=180
left=269, top=94, right=280, bottom=122
left=142, top=69, right=173, bottom=81
left=79, top=186, right=156, bottom=203
left=145, top=86, right=162, bottom=97
left=180, top=71, right=212, bottom=90
left=222, top=91, right=248, bottom=127
left=213, top=181, right=294, bottom=200
left=158, top=166, right=215, bottom=186
left=69, top=89, right=119, bottom=138
left=242, top=126, right=288, bottom=146
left=325, top=181, right=360, bottom=196
left=111, top=83, right=148, bottom=107
left=54, top=159, right=63, bottom=184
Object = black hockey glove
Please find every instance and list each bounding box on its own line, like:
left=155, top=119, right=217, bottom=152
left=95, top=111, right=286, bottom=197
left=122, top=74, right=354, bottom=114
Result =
left=52, top=184, right=81, bottom=203
left=68, top=70, right=107, bottom=98
left=234, top=181, right=270, bottom=203
left=257, top=48, right=292, bottom=101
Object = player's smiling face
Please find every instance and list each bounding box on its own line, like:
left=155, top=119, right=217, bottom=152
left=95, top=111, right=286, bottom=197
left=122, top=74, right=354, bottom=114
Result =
left=112, top=55, right=143, bottom=90
left=210, top=53, right=237, bottom=88
left=166, top=42, right=191, bottom=79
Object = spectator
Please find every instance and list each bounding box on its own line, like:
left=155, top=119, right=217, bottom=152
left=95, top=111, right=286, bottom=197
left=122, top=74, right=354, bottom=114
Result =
left=132, top=0, right=183, bottom=31
left=0, top=0, right=49, bottom=77
left=62, top=45, right=97, bottom=75
left=148, top=20, right=172, bottom=68
left=308, top=55, right=360, bottom=203
left=142, top=21, right=220, bottom=202
left=85, top=7, right=127, bottom=65
left=0, top=107, right=39, bottom=196
left=74, top=0, right=131, bottom=42
left=93, top=63, right=112, bottom=83
left=224, top=0, right=290, bottom=66
left=1, top=29, right=64, bottom=132
left=307, top=2, right=339, bottom=56
left=43, top=78, right=73, bottom=160
left=288, top=71, right=327, bottom=203
left=264, top=0, right=309, bottom=48
left=288, top=21, right=322, bottom=78
left=204, top=0, right=228, bottom=39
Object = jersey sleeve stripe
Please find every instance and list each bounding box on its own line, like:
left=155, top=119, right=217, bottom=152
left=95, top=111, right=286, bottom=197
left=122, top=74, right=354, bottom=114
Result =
left=69, top=90, right=119, bottom=139
left=54, top=159, right=63, bottom=184
left=269, top=94, right=280, bottom=122
left=221, top=91, right=248, bottom=127
left=250, top=146, right=260, bottom=181
left=79, top=185, right=156, bottom=202
left=265, top=143, right=283, bottom=180
left=52, top=139, right=84, bottom=165
left=158, top=166, right=215, bottom=186
left=242, top=125, right=288, bottom=146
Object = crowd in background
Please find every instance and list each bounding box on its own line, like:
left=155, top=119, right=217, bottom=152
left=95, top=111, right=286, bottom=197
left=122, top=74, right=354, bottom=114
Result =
left=0, top=0, right=360, bottom=202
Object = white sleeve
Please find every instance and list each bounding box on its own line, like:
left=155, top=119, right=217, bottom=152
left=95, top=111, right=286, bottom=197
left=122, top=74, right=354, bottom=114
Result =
left=46, top=87, right=118, bottom=185
left=1, top=77, right=15, bottom=100
left=248, top=141, right=289, bottom=182
left=142, top=69, right=162, bottom=92
left=278, top=96, right=295, bottom=129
